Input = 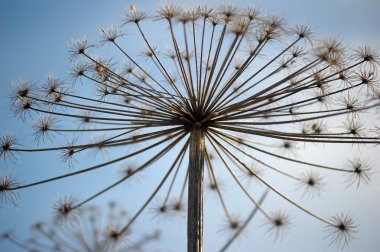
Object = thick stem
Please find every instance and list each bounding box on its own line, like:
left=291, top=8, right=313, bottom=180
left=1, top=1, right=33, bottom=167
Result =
left=188, top=127, right=205, bottom=252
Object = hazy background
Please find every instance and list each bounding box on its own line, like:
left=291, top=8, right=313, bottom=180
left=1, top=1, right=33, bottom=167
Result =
left=0, top=0, right=379, bottom=251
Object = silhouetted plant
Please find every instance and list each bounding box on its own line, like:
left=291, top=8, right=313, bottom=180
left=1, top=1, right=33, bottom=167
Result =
left=1, top=3, right=379, bottom=252
left=0, top=201, right=160, bottom=251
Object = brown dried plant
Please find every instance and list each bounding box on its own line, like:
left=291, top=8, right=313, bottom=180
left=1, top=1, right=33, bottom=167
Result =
left=1, top=3, right=380, bottom=252
left=1, top=201, right=160, bottom=252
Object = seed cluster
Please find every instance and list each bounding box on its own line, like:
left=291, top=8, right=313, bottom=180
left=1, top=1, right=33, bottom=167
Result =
left=1, top=3, right=379, bottom=250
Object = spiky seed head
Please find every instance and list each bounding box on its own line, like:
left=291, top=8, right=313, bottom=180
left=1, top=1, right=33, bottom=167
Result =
left=345, top=158, right=371, bottom=188
left=156, top=3, right=181, bottom=21
left=0, top=174, right=19, bottom=208
left=352, top=46, right=379, bottom=68
left=42, top=75, right=65, bottom=98
left=107, top=226, right=129, bottom=250
left=60, top=139, right=78, bottom=168
left=266, top=210, right=291, bottom=240
left=0, top=134, right=18, bottom=162
left=33, top=115, right=57, bottom=142
left=70, top=61, right=91, bottom=82
left=291, top=25, right=313, bottom=41
left=196, top=5, right=213, bottom=19
left=344, top=119, right=365, bottom=137
left=12, top=98, right=34, bottom=119
left=354, top=69, right=377, bottom=93
left=10, top=80, right=34, bottom=103
left=219, top=215, right=242, bottom=236
left=54, top=196, right=79, bottom=224
left=100, top=26, right=123, bottom=44
left=109, top=229, right=122, bottom=241
left=69, top=36, right=92, bottom=60
left=325, top=213, right=357, bottom=248
left=123, top=4, right=146, bottom=24
left=244, top=7, right=260, bottom=21
left=297, top=170, right=324, bottom=198
left=218, top=5, right=239, bottom=23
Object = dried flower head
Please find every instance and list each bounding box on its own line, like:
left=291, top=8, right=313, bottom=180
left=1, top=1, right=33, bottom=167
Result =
left=33, top=115, right=57, bottom=142
left=355, top=69, right=377, bottom=94
left=157, top=3, right=181, bottom=20
left=0, top=134, right=18, bottom=162
left=10, top=80, right=34, bottom=104
left=69, top=36, right=93, bottom=60
left=53, top=196, right=79, bottom=224
left=219, top=215, right=243, bottom=236
left=12, top=98, right=35, bottom=119
left=352, top=45, right=380, bottom=69
left=70, top=61, right=91, bottom=82
left=2, top=3, right=380, bottom=251
left=151, top=198, right=171, bottom=220
left=100, top=26, right=123, bottom=44
left=59, top=138, right=83, bottom=167
left=291, top=25, right=313, bottom=42
left=297, top=170, right=324, bottom=198
left=0, top=174, right=19, bottom=208
left=345, top=157, right=372, bottom=188
left=123, top=4, right=147, bottom=24
left=1, top=202, right=160, bottom=252
left=325, top=213, right=357, bottom=249
left=265, top=210, right=291, bottom=240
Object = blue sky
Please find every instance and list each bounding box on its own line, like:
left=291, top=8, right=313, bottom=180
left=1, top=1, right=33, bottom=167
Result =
left=1, top=1, right=380, bottom=251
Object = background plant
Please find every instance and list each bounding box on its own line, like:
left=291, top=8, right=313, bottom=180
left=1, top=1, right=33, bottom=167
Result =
left=0, top=0, right=380, bottom=252
left=1, top=201, right=160, bottom=252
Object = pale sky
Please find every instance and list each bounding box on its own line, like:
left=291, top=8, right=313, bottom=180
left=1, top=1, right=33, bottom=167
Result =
left=0, top=1, right=379, bottom=251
